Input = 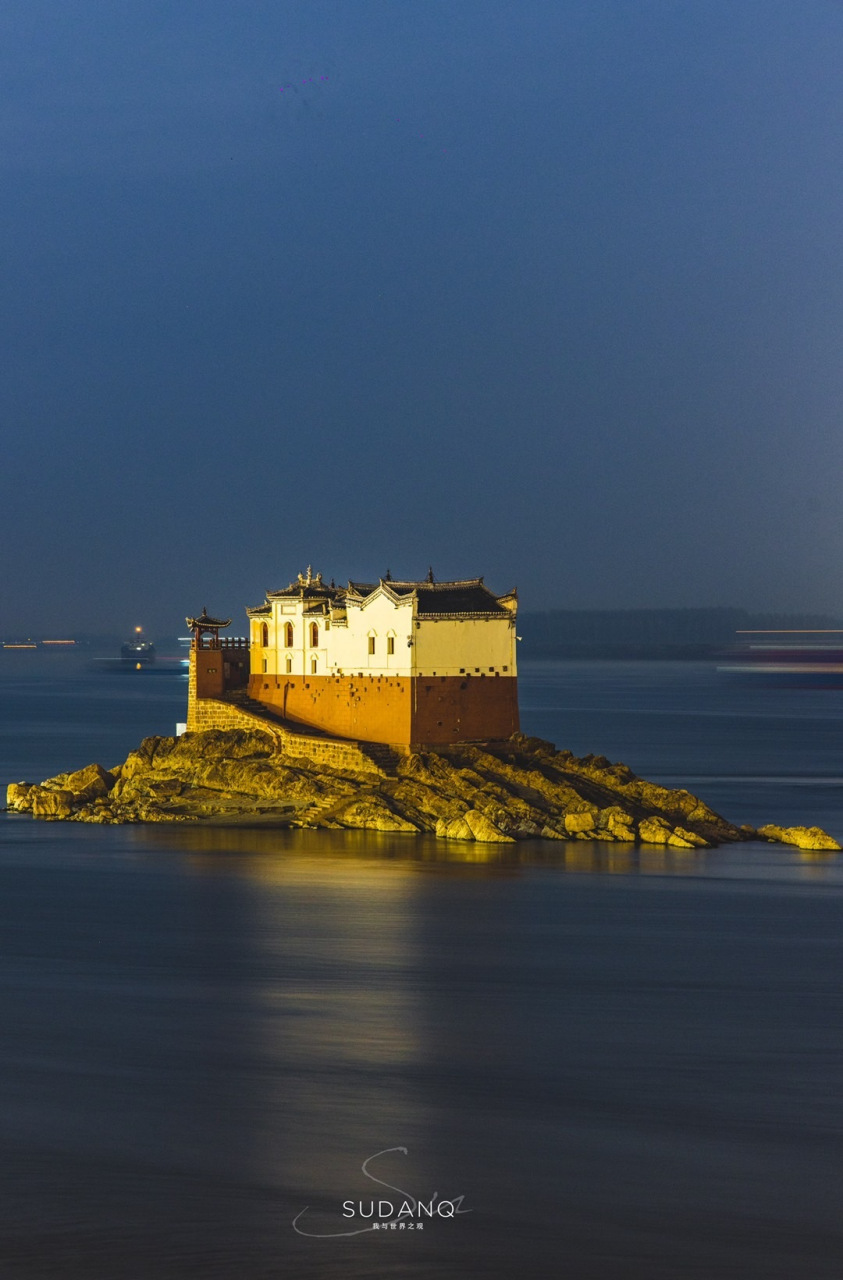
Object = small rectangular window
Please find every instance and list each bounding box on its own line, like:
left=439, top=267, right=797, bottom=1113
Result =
left=387, top=636, right=394, bottom=655
left=368, top=636, right=375, bottom=655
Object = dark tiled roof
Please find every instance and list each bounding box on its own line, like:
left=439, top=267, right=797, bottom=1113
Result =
left=346, top=577, right=513, bottom=616
left=267, top=578, right=344, bottom=601
left=267, top=585, right=340, bottom=600
left=414, top=584, right=509, bottom=615
left=259, top=574, right=515, bottom=617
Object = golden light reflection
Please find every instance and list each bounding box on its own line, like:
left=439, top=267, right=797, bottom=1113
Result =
left=132, top=824, right=714, bottom=879
left=795, top=850, right=840, bottom=881
left=142, top=832, right=430, bottom=1196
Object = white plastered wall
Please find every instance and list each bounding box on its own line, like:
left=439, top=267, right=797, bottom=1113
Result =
left=413, top=616, right=516, bottom=677
left=250, top=590, right=517, bottom=681
left=330, top=593, right=415, bottom=675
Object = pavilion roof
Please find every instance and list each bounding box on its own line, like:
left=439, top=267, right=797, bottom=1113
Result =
left=186, top=609, right=231, bottom=629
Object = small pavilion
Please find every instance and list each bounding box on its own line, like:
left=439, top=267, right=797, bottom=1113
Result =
left=186, top=609, right=232, bottom=650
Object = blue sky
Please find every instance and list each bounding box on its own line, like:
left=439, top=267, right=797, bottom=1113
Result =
left=3, top=1, right=843, bottom=631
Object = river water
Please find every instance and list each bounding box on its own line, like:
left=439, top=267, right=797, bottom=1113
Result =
left=2, top=657, right=843, bottom=1278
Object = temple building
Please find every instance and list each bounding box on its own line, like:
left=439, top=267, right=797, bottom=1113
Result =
left=187, top=569, right=518, bottom=750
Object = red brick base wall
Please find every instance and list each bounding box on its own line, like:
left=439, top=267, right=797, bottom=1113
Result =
left=413, top=673, right=519, bottom=744
left=246, top=673, right=519, bottom=747
left=248, top=674, right=413, bottom=744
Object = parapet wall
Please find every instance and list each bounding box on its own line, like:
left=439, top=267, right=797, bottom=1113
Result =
left=186, top=694, right=389, bottom=775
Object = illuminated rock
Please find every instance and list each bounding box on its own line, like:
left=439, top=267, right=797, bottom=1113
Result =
left=327, top=796, right=419, bottom=833
left=564, top=811, right=597, bottom=834
left=30, top=787, right=75, bottom=819
left=637, top=817, right=672, bottom=844
left=6, top=782, right=32, bottom=810
left=46, top=762, right=115, bottom=804
left=464, top=809, right=515, bottom=843
left=757, top=824, right=841, bottom=851
left=6, top=729, right=839, bottom=851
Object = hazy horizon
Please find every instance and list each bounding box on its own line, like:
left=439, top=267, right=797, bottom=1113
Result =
left=3, top=596, right=839, bottom=640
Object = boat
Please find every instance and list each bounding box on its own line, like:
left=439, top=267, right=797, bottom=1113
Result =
left=120, top=628, right=156, bottom=666
left=717, top=629, right=843, bottom=688
left=91, top=628, right=171, bottom=674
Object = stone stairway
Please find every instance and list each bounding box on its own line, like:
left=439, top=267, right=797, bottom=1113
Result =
left=222, top=690, right=401, bottom=776
left=357, top=741, right=401, bottom=776
left=224, top=690, right=312, bottom=733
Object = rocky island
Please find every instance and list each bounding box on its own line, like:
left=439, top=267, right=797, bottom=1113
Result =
left=9, top=574, right=838, bottom=851
left=6, top=729, right=840, bottom=851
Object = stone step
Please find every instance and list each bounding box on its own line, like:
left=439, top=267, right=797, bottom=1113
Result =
left=221, top=691, right=401, bottom=776
left=358, top=743, right=401, bottom=775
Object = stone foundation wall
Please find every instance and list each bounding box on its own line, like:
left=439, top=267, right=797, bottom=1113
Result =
left=186, top=694, right=388, bottom=775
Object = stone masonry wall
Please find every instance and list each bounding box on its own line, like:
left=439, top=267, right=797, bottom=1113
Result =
left=187, top=693, right=387, bottom=776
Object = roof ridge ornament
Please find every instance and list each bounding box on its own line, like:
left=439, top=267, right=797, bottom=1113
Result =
left=427, top=566, right=434, bottom=584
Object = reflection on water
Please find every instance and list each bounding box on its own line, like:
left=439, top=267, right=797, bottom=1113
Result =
left=139, top=822, right=699, bottom=877
left=134, top=822, right=843, bottom=887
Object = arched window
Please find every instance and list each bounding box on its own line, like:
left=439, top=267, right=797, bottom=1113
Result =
left=261, top=622, right=269, bottom=647
left=368, top=633, right=376, bottom=655
left=387, top=633, right=395, bottom=655
left=284, top=622, right=293, bottom=648
left=311, top=657, right=317, bottom=674
left=310, top=622, right=319, bottom=648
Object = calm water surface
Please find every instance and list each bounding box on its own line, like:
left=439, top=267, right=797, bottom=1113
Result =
left=1, top=656, right=843, bottom=1278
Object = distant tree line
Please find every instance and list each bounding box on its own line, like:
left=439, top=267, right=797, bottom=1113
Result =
left=518, top=608, right=843, bottom=659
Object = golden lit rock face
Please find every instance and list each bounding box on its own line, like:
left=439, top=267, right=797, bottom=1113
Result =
left=30, top=788, right=75, bottom=819
left=757, top=824, right=842, bottom=852
left=5, top=729, right=838, bottom=850
left=45, top=762, right=115, bottom=804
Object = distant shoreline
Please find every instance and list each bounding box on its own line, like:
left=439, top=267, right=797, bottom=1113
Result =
left=520, top=645, right=722, bottom=661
